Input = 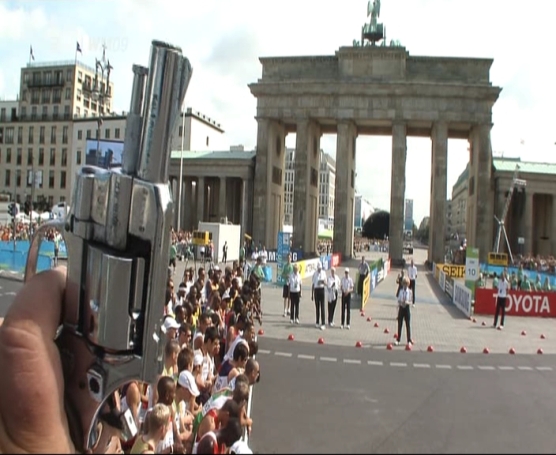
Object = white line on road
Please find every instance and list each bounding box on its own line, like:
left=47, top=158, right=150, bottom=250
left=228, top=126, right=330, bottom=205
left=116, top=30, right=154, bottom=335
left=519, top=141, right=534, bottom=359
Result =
left=343, top=359, right=361, bottom=365
left=298, top=354, right=315, bottom=360
left=320, top=356, right=337, bottom=362
left=390, top=362, right=407, bottom=367
left=477, top=366, right=496, bottom=371
left=518, top=366, right=534, bottom=371
left=367, top=360, right=384, bottom=366
left=537, top=367, right=553, bottom=371
left=457, top=365, right=474, bottom=370
left=4, top=292, right=16, bottom=296
left=413, top=363, right=431, bottom=368
left=498, top=366, right=514, bottom=370
left=275, top=352, right=292, bottom=357
left=258, top=349, right=271, bottom=355
left=435, top=364, right=452, bottom=369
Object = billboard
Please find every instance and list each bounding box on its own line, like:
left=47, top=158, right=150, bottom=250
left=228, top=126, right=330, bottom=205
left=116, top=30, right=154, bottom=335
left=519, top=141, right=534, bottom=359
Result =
left=85, top=139, right=124, bottom=168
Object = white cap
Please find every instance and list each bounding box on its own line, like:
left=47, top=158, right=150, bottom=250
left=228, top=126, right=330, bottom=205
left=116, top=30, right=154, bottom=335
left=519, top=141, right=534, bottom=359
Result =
left=178, top=370, right=200, bottom=397
left=345, top=268, right=350, bottom=273
left=317, top=262, right=322, bottom=269
left=163, top=317, right=180, bottom=332
left=229, top=440, right=253, bottom=454
left=193, top=353, right=204, bottom=367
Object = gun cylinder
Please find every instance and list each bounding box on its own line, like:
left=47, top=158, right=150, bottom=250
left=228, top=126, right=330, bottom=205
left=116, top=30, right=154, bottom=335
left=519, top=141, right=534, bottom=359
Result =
left=122, top=65, right=148, bottom=176
left=137, top=41, right=192, bottom=184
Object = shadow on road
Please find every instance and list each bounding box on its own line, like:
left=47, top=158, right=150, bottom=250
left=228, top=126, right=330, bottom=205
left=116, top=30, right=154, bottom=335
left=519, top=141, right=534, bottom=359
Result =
left=425, top=273, right=468, bottom=321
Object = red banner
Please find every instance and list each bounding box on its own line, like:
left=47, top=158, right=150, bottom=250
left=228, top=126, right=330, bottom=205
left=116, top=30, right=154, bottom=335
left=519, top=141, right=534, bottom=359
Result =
left=331, top=253, right=341, bottom=268
left=475, top=288, right=556, bottom=318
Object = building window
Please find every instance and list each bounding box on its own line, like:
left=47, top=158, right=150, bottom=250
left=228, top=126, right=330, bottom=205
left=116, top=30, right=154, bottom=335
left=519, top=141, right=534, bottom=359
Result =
left=77, top=130, right=82, bottom=140
left=66, top=69, right=73, bottom=82
left=27, top=148, right=33, bottom=166
left=115, top=128, right=120, bottom=139
left=28, top=126, right=34, bottom=144
left=61, top=148, right=67, bottom=167
left=4, top=169, right=10, bottom=187
left=31, top=90, right=40, bottom=104
left=16, top=148, right=22, bottom=165
left=53, top=88, right=62, bottom=103
left=65, top=88, right=71, bottom=100
left=17, top=127, right=23, bottom=144
left=31, top=106, right=37, bottom=120
left=60, top=171, right=66, bottom=189
left=16, top=170, right=21, bottom=187
left=49, top=148, right=56, bottom=166
left=20, top=106, right=26, bottom=119
left=42, top=106, right=48, bottom=120
left=39, top=126, right=45, bottom=144
left=49, top=170, right=55, bottom=189
left=42, top=89, right=51, bottom=104
left=6, top=148, right=11, bottom=163
left=206, top=136, right=209, bottom=147
left=50, top=126, right=56, bottom=144
left=5, top=127, right=14, bottom=144
left=86, top=130, right=91, bottom=139
left=62, top=126, right=68, bottom=144
left=178, top=126, right=183, bottom=137
left=76, top=150, right=82, bottom=165
left=38, top=148, right=44, bottom=166
left=48, top=195, right=54, bottom=207
left=53, top=105, right=59, bottom=120
left=104, top=129, right=110, bottom=139
left=64, top=105, right=70, bottom=120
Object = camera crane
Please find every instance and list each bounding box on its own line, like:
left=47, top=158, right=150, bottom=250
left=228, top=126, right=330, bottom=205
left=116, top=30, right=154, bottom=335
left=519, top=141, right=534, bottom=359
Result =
left=492, top=164, right=526, bottom=263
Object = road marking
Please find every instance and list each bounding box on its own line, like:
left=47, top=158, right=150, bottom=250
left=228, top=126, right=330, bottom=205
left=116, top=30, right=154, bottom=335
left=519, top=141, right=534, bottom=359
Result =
left=258, top=349, right=271, bottom=355
left=477, top=365, right=496, bottom=371
left=343, top=359, right=361, bottom=365
left=435, top=364, right=452, bottom=369
left=457, top=365, right=474, bottom=370
left=518, top=366, right=533, bottom=371
left=367, top=360, right=384, bottom=366
left=537, top=367, right=553, bottom=371
left=498, top=366, right=514, bottom=371
left=320, top=357, right=337, bottom=362
left=390, top=362, right=407, bottom=367
left=413, top=363, right=431, bottom=368
left=298, top=354, right=315, bottom=360
left=5, top=291, right=16, bottom=296
left=275, top=352, right=292, bottom=357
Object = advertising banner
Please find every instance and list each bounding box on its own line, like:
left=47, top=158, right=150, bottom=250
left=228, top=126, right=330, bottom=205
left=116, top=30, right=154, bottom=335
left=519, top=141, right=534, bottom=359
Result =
left=438, top=270, right=446, bottom=292
left=296, top=258, right=321, bottom=280
left=465, top=247, right=480, bottom=295
left=361, top=274, right=371, bottom=310
left=474, top=289, right=556, bottom=318
left=445, top=276, right=454, bottom=298
left=276, top=232, right=291, bottom=285
left=370, top=268, right=377, bottom=292
left=452, top=281, right=473, bottom=317
left=266, top=249, right=300, bottom=263
left=436, top=263, right=466, bottom=279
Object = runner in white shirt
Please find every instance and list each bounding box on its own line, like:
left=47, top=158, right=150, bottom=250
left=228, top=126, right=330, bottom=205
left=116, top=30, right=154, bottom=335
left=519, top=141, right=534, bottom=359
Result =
left=340, top=268, right=354, bottom=329
left=493, top=271, right=509, bottom=329
left=326, top=267, right=340, bottom=327
left=407, top=259, right=418, bottom=306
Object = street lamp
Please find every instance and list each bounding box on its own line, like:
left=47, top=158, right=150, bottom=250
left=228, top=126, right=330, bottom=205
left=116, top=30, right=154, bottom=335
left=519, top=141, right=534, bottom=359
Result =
left=92, top=45, right=112, bottom=168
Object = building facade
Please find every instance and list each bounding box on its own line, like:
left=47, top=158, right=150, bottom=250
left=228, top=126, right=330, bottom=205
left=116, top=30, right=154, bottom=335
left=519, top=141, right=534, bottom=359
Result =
left=450, top=164, right=469, bottom=241
left=354, top=194, right=374, bottom=230
left=404, top=198, right=414, bottom=231
left=283, top=148, right=336, bottom=226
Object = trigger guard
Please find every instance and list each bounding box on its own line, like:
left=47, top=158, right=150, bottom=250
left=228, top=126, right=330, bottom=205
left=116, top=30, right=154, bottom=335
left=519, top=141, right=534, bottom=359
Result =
left=24, top=218, right=67, bottom=283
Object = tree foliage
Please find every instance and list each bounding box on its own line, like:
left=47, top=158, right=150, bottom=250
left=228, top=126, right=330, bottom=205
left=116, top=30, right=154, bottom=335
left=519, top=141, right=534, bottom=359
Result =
left=362, top=210, right=390, bottom=240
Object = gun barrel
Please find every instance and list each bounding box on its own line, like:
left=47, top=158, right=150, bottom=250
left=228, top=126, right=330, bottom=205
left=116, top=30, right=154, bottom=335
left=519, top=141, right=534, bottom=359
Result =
left=136, top=40, right=192, bottom=184
left=122, top=65, right=148, bottom=175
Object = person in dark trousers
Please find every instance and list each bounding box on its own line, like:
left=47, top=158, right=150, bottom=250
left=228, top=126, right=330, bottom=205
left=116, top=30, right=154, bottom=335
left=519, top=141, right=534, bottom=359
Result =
left=340, top=268, right=354, bottom=330
left=326, top=267, right=340, bottom=327
left=493, top=271, right=509, bottom=329
left=395, top=277, right=414, bottom=346
left=407, top=259, right=417, bottom=305
left=288, top=264, right=302, bottom=324
left=311, top=262, right=327, bottom=330
left=357, top=257, right=370, bottom=297
left=222, top=241, right=228, bottom=264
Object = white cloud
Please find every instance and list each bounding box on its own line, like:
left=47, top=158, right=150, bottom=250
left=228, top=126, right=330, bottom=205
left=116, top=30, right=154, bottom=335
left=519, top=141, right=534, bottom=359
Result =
left=1, top=0, right=555, bottom=225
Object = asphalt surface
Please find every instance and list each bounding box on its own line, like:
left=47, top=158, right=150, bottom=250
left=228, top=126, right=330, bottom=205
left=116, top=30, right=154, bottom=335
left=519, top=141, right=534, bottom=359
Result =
left=0, top=276, right=21, bottom=317
left=250, top=337, right=556, bottom=454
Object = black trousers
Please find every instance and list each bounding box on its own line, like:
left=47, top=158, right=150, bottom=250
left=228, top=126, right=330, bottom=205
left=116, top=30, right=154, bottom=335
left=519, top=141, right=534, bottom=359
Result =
left=328, top=298, right=337, bottom=324
left=409, top=279, right=416, bottom=304
left=290, top=292, right=300, bottom=321
left=314, top=288, right=325, bottom=325
left=397, top=305, right=412, bottom=343
left=341, top=293, right=351, bottom=326
left=493, top=296, right=506, bottom=327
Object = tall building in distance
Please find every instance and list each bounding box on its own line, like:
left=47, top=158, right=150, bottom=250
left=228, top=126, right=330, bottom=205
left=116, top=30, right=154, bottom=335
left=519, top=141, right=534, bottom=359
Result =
left=0, top=54, right=224, bottom=210
left=354, top=194, right=374, bottom=230
left=283, top=148, right=336, bottom=227
left=404, top=198, right=414, bottom=231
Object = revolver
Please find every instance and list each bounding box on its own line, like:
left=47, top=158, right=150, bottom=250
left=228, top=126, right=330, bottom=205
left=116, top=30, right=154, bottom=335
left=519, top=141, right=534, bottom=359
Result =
left=24, top=40, right=192, bottom=452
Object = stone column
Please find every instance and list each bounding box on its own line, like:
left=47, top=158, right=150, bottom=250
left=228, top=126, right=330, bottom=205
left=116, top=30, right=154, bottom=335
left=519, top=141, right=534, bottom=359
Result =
left=197, top=176, right=205, bottom=225
left=525, top=190, right=534, bottom=255
left=219, top=176, right=227, bottom=221
left=389, top=123, right=407, bottom=266
left=252, top=118, right=270, bottom=248
left=428, top=122, right=448, bottom=264
left=333, top=121, right=357, bottom=259
left=241, top=178, right=248, bottom=237
left=170, top=178, right=178, bottom=228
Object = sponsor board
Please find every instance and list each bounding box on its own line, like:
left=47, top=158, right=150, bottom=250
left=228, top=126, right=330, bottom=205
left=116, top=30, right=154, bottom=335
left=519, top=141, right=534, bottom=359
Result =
left=361, top=274, right=371, bottom=310
left=452, top=282, right=473, bottom=317
left=437, top=264, right=466, bottom=279
left=474, top=289, right=556, bottom=317
left=445, top=276, right=454, bottom=298
left=438, top=270, right=446, bottom=292
left=296, top=258, right=321, bottom=280
left=267, top=249, right=299, bottom=263
left=377, top=267, right=385, bottom=283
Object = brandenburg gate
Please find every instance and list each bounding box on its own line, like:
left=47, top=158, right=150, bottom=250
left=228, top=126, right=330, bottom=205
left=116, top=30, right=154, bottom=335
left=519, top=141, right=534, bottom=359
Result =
left=249, top=6, right=501, bottom=265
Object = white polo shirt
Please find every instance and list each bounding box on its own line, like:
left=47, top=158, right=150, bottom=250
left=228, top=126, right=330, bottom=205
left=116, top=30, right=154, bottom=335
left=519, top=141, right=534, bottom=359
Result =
left=407, top=265, right=418, bottom=280
left=497, top=279, right=509, bottom=298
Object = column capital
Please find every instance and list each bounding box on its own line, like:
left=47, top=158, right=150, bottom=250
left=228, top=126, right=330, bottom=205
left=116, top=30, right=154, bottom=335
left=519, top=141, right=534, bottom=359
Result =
left=336, top=119, right=358, bottom=136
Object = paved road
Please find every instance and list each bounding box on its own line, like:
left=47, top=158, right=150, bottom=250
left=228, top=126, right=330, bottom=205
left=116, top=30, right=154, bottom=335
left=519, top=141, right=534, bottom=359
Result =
left=250, top=337, right=556, bottom=454
left=0, top=276, right=21, bottom=317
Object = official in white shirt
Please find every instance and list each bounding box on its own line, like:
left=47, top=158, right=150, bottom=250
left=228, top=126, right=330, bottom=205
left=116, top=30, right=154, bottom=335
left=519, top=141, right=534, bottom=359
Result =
left=312, top=262, right=327, bottom=330
left=326, top=268, right=340, bottom=327
left=493, top=271, right=509, bottom=329
left=288, top=264, right=302, bottom=324
left=340, top=268, right=354, bottom=329
left=396, top=277, right=414, bottom=346
left=407, top=259, right=418, bottom=305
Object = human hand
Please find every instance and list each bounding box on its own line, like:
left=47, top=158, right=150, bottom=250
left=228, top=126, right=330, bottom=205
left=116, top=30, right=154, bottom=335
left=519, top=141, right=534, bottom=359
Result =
left=0, top=266, right=75, bottom=453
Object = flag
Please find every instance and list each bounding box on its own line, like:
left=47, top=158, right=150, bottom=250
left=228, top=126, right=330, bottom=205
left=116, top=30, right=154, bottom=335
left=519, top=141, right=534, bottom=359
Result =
left=76, top=41, right=82, bottom=54
left=29, top=45, right=35, bottom=61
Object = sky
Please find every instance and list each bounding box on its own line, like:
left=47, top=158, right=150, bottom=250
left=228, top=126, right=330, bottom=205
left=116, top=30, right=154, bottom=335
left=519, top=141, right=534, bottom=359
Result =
left=0, top=0, right=555, bottom=226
